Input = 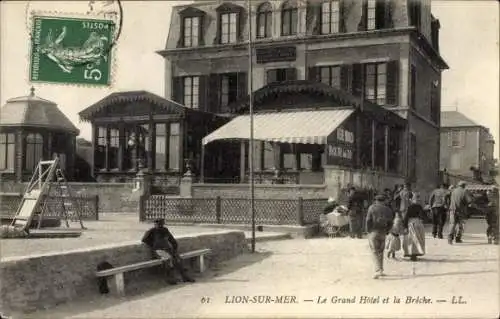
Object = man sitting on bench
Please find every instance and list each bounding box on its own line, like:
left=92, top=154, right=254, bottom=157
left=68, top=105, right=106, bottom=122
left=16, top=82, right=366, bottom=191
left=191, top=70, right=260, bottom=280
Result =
left=141, top=218, right=195, bottom=284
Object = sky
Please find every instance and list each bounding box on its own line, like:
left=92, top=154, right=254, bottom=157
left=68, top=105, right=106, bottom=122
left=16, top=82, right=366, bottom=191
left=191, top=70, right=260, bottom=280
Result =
left=1, top=0, right=499, bottom=157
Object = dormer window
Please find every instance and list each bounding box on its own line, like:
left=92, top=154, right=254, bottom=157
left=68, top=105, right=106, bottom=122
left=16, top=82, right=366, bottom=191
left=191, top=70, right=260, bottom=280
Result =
left=321, top=0, right=342, bottom=34
left=281, top=0, right=298, bottom=36
left=216, top=3, right=243, bottom=45
left=257, top=2, right=272, bottom=38
left=178, top=7, right=206, bottom=48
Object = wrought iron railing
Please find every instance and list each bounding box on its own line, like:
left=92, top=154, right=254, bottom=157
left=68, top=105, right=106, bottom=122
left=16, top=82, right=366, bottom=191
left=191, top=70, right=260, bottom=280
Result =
left=0, top=193, right=100, bottom=220
left=141, top=195, right=328, bottom=226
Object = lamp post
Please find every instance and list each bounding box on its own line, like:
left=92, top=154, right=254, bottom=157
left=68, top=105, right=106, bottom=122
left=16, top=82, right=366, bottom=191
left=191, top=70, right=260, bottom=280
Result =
left=247, top=0, right=256, bottom=253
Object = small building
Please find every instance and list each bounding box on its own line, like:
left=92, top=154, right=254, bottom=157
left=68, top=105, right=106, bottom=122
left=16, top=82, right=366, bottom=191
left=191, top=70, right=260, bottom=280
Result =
left=440, top=111, right=496, bottom=182
left=78, top=90, right=228, bottom=190
left=0, top=88, right=80, bottom=182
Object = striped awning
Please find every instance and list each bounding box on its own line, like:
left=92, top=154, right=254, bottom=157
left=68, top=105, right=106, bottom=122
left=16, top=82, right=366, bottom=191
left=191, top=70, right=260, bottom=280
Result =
left=466, top=184, right=498, bottom=192
left=202, top=109, right=354, bottom=145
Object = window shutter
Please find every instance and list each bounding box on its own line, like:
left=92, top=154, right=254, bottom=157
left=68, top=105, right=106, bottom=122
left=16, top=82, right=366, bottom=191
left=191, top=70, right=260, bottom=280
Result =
left=357, top=0, right=367, bottom=31
left=308, top=67, right=320, bottom=82
left=285, top=68, right=297, bottom=81
left=267, top=70, right=277, bottom=84
left=177, top=17, right=185, bottom=48
left=198, top=75, right=209, bottom=112
left=236, top=72, right=248, bottom=108
left=340, top=65, right=351, bottom=91
left=208, top=74, right=220, bottom=113
left=351, top=64, right=363, bottom=97
left=312, top=4, right=321, bottom=35
left=339, top=0, right=346, bottom=33
left=460, top=131, right=466, bottom=147
left=447, top=132, right=452, bottom=147
left=172, top=77, right=183, bottom=104
left=375, top=0, right=386, bottom=29
left=198, top=15, right=205, bottom=46
left=385, top=0, right=394, bottom=28
left=386, top=60, right=399, bottom=105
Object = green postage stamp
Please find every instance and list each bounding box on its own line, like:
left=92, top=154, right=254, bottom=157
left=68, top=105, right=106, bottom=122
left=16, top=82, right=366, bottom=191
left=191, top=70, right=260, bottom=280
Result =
left=30, top=16, right=115, bottom=86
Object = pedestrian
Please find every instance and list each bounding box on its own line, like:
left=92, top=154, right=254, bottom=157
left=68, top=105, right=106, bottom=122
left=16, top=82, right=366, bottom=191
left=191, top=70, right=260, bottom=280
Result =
left=447, top=181, right=472, bottom=244
left=365, top=194, right=394, bottom=279
left=429, top=183, right=448, bottom=239
left=394, top=182, right=413, bottom=218
left=347, top=186, right=364, bottom=239
left=485, top=187, right=499, bottom=244
left=385, top=211, right=404, bottom=259
left=141, top=219, right=195, bottom=284
left=402, top=193, right=426, bottom=261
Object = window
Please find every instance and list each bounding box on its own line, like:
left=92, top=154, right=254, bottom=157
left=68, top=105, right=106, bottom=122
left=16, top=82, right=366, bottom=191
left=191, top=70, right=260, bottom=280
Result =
left=0, top=133, right=15, bottom=171
left=450, top=131, right=464, bottom=148
left=409, top=133, right=417, bottom=181
left=281, top=1, right=298, bottom=36
left=25, top=133, right=43, bottom=171
left=409, top=65, right=416, bottom=109
left=360, top=0, right=389, bottom=30
left=220, top=73, right=238, bottom=110
left=183, top=16, right=199, bottom=47
left=109, top=128, right=119, bottom=169
left=220, top=12, right=238, bottom=44
left=155, top=124, right=167, bottom=170
left=267, top=68, right=296, bottom=84
left=169, top=123, right=180, bottom=170
left=365, top=63, right=387, bottom=105
left=300, top=154, right=313, bottom=170
left=96, top=127, right=107, bottom=170
left=430, top=82, right=439, bottom=124
left=367, top=0, right=376, bottom=30
left=321, top=0, right=341, bottom=34
left=263, top=142, right=274, bottom=169
left=183, top=76, right=199, bottom=109
left=431, top=19, right=440, bottom=51
left=320, top=66, right=341, bottom=88
left=257, top=2, right=272, bottom=38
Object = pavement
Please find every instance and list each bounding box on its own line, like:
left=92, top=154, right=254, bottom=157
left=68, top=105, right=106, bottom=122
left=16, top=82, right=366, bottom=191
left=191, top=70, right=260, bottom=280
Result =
left=30, top=218, right=499, bottom=319
left=0, top=214, right=289, bottom=259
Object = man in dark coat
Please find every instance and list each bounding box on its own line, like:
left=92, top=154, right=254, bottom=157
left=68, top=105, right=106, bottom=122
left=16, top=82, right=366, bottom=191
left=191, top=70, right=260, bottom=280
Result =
left=366, top=195, right=394, bottom=279
left=142, top=219, right=195, bottom=284
left=447, top=181, right=472, bottom=244
left=486, top=188, right=499, bottom=244
left=347, top=187, right=364, bottom=238
left=429, top=183, right=448, bottom=239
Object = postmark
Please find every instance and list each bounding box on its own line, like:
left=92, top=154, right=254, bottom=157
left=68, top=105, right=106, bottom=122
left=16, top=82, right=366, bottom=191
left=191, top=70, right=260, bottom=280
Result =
left=29, top=15, right=115, bottom=86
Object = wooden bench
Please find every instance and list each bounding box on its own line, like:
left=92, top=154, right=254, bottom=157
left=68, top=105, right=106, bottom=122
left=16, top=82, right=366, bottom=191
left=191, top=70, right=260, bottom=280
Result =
left=95, top=248, right=211, bottom=296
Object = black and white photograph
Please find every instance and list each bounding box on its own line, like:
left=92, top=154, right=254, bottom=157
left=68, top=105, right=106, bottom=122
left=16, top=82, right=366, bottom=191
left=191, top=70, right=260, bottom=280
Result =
left=0, top=0, right=498, bottom=318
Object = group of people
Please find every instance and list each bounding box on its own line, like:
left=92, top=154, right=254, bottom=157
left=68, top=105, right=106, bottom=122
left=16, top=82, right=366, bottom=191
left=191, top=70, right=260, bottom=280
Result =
left=323, top=180, right=499, bottom=279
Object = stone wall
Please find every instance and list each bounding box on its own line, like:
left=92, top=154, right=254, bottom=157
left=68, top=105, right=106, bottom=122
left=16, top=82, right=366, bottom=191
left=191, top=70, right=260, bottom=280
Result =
left=0, top=230, right=247, bottom=314
left=0, top=182, right=138, bottom=213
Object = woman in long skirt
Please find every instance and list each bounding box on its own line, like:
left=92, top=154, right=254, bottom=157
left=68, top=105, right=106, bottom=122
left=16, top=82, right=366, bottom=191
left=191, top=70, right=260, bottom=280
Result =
left=402, top=193, right=426, bottom=261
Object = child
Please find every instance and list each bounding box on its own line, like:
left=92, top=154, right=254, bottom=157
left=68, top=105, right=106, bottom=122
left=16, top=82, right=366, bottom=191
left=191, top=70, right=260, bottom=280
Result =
left=386, top=211, right=404, bottom=258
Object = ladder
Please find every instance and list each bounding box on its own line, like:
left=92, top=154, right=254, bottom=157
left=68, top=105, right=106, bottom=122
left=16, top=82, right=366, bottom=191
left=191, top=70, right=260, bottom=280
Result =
left=37, top=166, right=86, bottom=230
left=10, top=157, right=85, bottom=232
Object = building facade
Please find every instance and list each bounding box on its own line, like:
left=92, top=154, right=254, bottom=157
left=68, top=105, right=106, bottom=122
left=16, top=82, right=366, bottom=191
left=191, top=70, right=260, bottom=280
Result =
left=158, top=0, right=447, bottom=193
left=440, top=111, right=496, bottom=182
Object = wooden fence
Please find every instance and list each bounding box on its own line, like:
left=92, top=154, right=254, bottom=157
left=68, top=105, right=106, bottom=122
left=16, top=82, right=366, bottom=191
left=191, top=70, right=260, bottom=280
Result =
left=0, top=193, right=100, bottom=220
left=140, top=196, right=327, bottom=226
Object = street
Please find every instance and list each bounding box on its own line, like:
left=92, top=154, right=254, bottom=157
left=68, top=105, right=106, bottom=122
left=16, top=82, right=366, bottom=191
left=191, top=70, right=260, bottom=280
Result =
left=34, top=219, right=498, bottom=319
